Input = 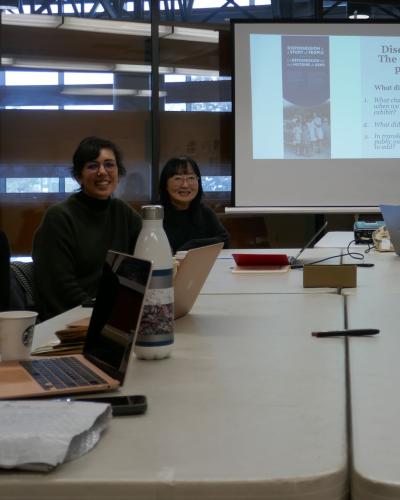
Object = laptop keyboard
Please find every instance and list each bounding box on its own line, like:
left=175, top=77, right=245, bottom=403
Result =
left=21, top=357, right=107, bottom=391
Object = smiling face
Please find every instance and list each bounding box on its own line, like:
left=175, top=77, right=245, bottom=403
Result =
left=76, top=148, right=119, bottom=200
left=166, top=165, right=199, bottom=210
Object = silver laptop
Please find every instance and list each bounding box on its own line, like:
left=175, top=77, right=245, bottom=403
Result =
left=174, top=242, right=223, bottom=319
left=380, top=205, right=400, bottom=255
left=0, top=251, right=152, bottom=399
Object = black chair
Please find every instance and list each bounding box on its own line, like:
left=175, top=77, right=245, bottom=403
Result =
left=0, top=229, right=36, bottom=311
left=10, top=261, right=36, bottom=311
left=0, top=230, right=10, bottom=311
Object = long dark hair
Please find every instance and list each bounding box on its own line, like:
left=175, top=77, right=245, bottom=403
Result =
left=71, top=136, right=126, bottom=179
left=159, top=156, right=203, bottom=209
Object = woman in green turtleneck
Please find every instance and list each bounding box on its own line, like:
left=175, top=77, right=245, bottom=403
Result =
left=32, top=137, right=142, bottom=321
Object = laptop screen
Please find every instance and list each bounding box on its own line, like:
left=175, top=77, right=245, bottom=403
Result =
left=83, top=251, right=152, bottom=383
left=380, top=204, right=400, bottom=255
left=291, top=220, right=328, bottom=264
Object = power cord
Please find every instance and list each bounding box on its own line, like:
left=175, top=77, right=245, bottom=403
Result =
left=291, top=239, right=374, bottom=268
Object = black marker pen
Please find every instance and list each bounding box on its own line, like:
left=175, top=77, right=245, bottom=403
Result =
left=312, top=329, right=380, bottom=337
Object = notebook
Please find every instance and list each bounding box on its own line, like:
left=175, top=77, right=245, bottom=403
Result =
left=380, top=205, right=400, bottom=255
left=174, top=242, right=223, bottom=319
left=0, top=251, right=152, bottom=400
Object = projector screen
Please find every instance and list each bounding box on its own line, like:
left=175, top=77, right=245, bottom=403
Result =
left=233, top=21, right=400, bottom=210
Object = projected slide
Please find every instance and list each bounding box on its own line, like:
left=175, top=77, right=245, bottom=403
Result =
left=234, top=22, right=400, bottom=208
left=251, top=34, right=400, bottom=160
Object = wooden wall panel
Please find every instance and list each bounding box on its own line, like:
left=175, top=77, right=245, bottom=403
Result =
left=2, top=25, right=221, bottom=71
left=0, top=110, right=149, bottom=163
left=1, top=25, right=147, bottom=65
left=159, top=111, right=231, bottom=171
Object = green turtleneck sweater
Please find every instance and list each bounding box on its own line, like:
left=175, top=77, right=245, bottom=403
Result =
left=32, top=192, right=142, bottom=320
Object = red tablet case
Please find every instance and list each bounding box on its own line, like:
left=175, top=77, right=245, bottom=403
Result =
left=232, top=254, right=289, bottom=266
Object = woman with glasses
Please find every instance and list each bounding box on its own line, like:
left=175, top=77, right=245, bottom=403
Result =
left=159, top=156, right=230, bottom=254
left=32, top=136, right=142, bottom=320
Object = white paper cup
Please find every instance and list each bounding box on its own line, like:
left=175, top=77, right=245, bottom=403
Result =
left=172, top=257, right=179, bottom=279
left=0, top=311, right=38, bottom=361
left=173, top=252, right=187, bottom=279
left=174, top=251, right=187, bottom=261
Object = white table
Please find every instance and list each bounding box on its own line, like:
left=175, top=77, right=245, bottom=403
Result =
left=207, top=248, right=344, bottom=295
left=342, top=250, right=400, bottom=294
left=11, top=246, right=400, bottom=499
left=315, top=231, right=367, bottom=248
left=0, top=293, right=348, bottom=500
left=346, top=292, right=400, bottom=500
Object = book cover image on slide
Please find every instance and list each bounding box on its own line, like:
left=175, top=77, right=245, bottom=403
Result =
left=282, top=36, right=331, bottom=159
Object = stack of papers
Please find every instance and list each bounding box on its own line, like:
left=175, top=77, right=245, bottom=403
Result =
left=31, top=317, right=90, bottom=356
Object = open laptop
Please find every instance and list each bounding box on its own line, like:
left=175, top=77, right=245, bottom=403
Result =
left=380, top=205, right=400, bottom=254
left=174, top=242, right=223, bottom=319
left=288, top=220, right=328, bottom=268
left=0, top=251, right=152, bottom=399
left=231, top=221, right=328, bottom=270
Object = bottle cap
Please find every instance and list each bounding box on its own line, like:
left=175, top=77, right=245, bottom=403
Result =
left=141, top=205, right=164, bottom=220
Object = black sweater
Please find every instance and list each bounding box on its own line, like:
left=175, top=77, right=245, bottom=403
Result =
left=32, top=192, right=141, bottom=320
left=163, top=203, right=230, bottom=254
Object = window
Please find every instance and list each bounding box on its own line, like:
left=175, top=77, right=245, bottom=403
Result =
left=5, top=71, right=59, bottom=86
left=164, top=74, right=231, bottom=113
left=202, top=176, right=231, bottom=192
left=6, top=178, right=60, bottom=193
left=64, top=73, right=114, bottom=85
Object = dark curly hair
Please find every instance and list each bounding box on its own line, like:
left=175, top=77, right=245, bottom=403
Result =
left=71, top=136, right=126, bottom=179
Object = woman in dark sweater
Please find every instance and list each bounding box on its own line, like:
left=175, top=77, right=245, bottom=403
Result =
left=33, top=137, right=142, bottom=320
left=159, top=157, right=229, bottom=254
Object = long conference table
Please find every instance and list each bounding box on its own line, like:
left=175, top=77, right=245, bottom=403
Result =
left=0, top=242, right=398, bottom=500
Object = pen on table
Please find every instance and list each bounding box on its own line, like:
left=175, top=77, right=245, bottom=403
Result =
left=291, top=263, right=374, bottom=269
left=342, top=263, right=375, bottom=268
left=311, top=329, right=380, bottom=337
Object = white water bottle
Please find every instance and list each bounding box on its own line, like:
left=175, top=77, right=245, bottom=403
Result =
left=134, top=205, right=174, bottom=359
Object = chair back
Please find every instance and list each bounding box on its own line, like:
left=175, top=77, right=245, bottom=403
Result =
left=10, top=261, right=35, bottom=311
left=0, top=231, right=10, bottom=311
